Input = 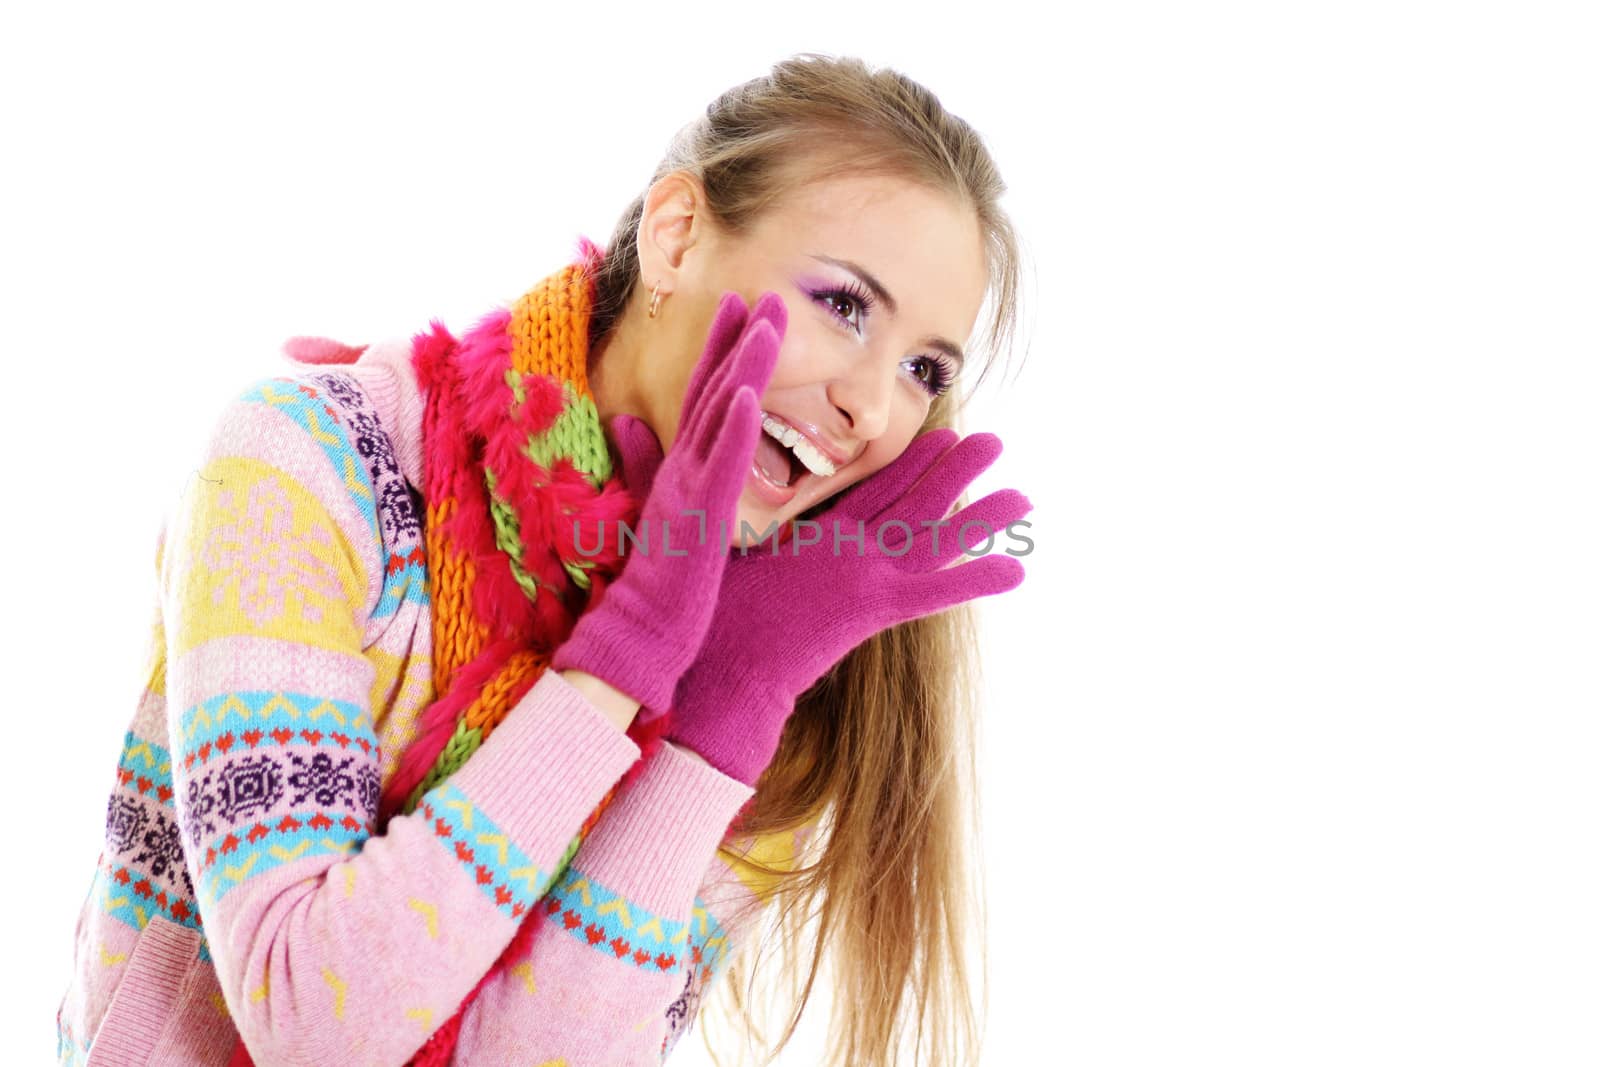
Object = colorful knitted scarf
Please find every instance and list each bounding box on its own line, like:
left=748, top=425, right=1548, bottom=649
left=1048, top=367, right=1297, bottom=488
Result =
left=229, top=236, right=667, bottom=1066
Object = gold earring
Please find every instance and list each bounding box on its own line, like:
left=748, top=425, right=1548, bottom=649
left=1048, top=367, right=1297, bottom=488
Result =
left=647, top=281, right=663, bottom=319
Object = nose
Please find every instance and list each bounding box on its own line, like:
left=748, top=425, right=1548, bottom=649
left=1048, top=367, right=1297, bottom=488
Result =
left=826, top=352, right=895, bottom=443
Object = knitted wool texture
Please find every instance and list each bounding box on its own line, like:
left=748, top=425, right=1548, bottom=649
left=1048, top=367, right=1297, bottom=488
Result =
left=228, top=237, right=674, bottom=1066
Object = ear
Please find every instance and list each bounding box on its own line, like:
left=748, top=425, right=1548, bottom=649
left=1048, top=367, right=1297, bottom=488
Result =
left=635, top=170, right=711, bottom=299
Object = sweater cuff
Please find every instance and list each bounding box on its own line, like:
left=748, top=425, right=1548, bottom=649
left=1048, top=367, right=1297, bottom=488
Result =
left=447, top=669, right=642, bottom=855
left=568, top=739, right=756, bottom=913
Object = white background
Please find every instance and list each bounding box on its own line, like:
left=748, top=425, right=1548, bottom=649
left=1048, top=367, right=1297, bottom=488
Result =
left=5, top=2, right=1596, bottom=1064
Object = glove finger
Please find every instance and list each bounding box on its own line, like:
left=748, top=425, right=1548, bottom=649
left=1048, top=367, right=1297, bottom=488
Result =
left=678, top=291, right=750, bottom=446
left=682, top=292, right=785, bottom=456
left=700, top=293, right=786, bottom=419
left=831, top=427, right=959, bottom=523
left=608, top=413, right=665, bottom=498
left=884, top=552, right=1027, bottom=624
left=703, top=386, right=764, bottom=523
left=746, top=290, right=788, bottom=345
left=897, top=488, right=1032, bottom=572
left=723, top=315, right=783, bottom=410
left=890, top=432, right=1005, bottom=527
left=684, top=314, right=785, bottom=471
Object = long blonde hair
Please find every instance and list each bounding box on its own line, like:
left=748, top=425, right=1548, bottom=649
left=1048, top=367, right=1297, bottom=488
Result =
left=587, top=52, right=1028, bottom=1067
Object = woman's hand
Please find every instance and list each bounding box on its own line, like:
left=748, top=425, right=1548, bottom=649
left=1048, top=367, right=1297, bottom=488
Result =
left=661, top=427, right=1033, bottom=786
left=551, top=289, right=787, bottom=717
left=606, top=410, right=666, bottom=507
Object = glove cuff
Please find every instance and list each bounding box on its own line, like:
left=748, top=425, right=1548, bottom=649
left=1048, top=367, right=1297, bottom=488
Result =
left=661, top=672, right=794, bottom=787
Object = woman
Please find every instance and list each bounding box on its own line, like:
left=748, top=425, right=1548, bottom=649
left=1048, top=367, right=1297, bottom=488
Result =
left=56, top=53, right=1033, bottom=1066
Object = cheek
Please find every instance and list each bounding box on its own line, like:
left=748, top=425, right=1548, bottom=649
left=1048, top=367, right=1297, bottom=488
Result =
left=875, top=414, right=925, bottom=467
left=828, top=426, right=920, bottom=502
left=857, top=435, right=911, bottom=484
left=760, top=326, right=832, bottom=393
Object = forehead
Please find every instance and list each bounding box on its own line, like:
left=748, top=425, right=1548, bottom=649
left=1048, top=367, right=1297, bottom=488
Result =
left=758, top=172, right=989, bottom=340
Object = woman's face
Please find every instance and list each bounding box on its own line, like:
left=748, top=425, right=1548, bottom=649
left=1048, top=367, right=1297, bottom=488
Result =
left=637, top=169, right=989, bottom=546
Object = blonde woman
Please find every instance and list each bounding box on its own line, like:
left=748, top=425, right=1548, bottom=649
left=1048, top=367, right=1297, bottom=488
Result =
left=57, top=52, right=1033, bottom=1066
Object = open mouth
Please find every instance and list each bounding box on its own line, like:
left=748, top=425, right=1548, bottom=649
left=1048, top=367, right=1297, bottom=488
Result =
left=753, top=411, right=841, bottom=493
left=752, top=426, right=811, bottom=489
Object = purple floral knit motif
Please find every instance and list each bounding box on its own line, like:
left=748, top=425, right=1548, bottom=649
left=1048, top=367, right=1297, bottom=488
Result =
left=179, top=750, right=379, bottom=855
left=662, top=962, right=705, bottom=1056
left=105, top=796, right=194, bottom=899
left=308, top=371, right=422, bottom=549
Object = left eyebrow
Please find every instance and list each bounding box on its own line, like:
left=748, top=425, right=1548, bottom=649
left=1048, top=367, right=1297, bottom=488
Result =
left=807, top=253, right=967, bottom=367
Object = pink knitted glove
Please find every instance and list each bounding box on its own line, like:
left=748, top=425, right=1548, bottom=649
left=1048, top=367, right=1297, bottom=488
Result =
left=663, top=428, right=1033, bottom=786
left=552, top=289, right=787, bottom=715
left=605, top=412, right=666, bottom=506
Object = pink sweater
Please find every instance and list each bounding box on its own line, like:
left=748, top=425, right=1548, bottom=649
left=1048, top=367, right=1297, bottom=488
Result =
left=55, top=336, right=816, bottom=1065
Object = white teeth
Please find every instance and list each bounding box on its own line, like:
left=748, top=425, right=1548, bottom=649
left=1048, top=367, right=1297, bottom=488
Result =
left=761, top=414, right=836, bottom=478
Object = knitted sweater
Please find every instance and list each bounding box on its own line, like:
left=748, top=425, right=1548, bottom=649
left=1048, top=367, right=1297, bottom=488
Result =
left=55, top=336, right=816, bottom=1066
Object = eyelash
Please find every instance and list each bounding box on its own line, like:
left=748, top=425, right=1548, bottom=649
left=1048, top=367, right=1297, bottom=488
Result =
left=810, top=282, right=959, bottom=399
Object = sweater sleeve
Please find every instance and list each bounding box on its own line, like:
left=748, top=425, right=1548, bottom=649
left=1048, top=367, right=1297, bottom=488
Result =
left=162, top=376, right=642, bottom=1066
left=662, top=802, right=823, bottom=1062
left=450, top=739, right=821, bottom=1064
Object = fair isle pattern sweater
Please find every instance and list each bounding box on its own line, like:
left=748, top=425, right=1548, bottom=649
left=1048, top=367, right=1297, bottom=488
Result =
left=55, top=337, right=816, bottom=1066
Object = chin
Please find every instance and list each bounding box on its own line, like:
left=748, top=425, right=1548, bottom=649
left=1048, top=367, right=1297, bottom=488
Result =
left=731, top=497, right=787, bottom=549
left=732, top=482, right=849, bottom=550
